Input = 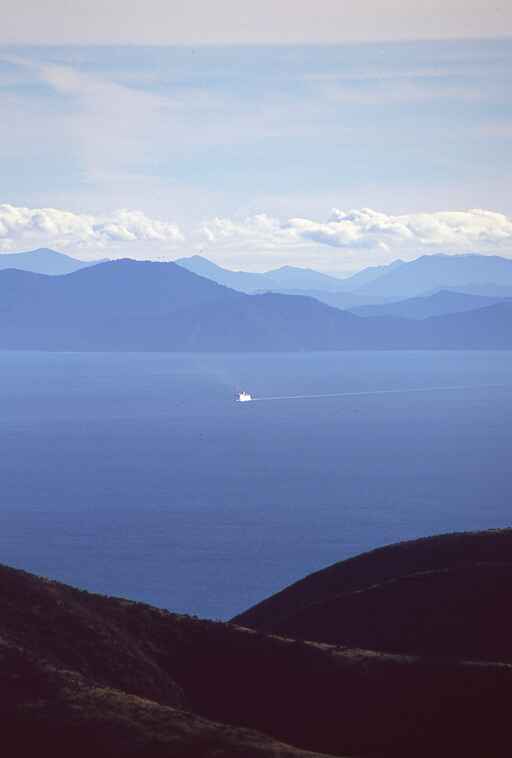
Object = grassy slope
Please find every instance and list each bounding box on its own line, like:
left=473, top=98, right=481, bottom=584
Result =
left=2, top=641, right=329, bottom=758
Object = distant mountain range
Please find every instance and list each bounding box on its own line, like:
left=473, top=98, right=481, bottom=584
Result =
left=352, top=253, right=512, bottom=298
left=176, top=253, right=512, bottom=300
left=0, top=248, right=96, bottom=275
left=5, top=248, right=512, bottom=305
left=175, top=254, right=410, bottom=295
left=2, top=258, right=512, bottom=351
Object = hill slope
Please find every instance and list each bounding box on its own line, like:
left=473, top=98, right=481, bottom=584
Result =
left=327, top=259, right=405, bottom=292
left=3, top=541, right=512, bottom=757
left=233, top=529, right=512, bottom=661
left=417, top=300, right=512, bottom=348
left=349, top=289, right=506, bottom=319
left=175, top=254, right=275, bottom=292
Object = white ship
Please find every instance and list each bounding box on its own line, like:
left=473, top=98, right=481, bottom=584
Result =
left=236, top=391, right=252, bottom=402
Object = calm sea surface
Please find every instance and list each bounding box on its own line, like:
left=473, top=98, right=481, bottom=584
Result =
left=1, top=350, right=511, bottom=619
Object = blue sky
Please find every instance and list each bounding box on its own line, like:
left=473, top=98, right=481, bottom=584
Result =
left=1, top=6, right=511, bottom=272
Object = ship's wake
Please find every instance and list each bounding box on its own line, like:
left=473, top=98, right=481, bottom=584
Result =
left=251, top=384, right=508, bottom=402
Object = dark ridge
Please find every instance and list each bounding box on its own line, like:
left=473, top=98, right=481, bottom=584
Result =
left=260, top=562, right=512, bottom=660
left=232, top=528, right=512, bottom=640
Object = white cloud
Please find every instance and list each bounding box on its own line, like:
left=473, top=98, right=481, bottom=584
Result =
left=2, top=203, right=512, bottom=269
left=0, top=204, right=184, bottom=256
left=198, top=208, right=512, bottom=260
left=293, top=208, right=512, bottom=249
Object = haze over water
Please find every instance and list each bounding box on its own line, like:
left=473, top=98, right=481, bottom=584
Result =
left=1, top=350, right=511, bottom=619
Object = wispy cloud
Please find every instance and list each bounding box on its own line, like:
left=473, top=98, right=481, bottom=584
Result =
left=2, top=54, right=322, bottom=192
left=0, top=41, right=510, bottom=252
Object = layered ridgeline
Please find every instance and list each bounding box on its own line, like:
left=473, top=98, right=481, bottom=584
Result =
left=175, top=254, right=407, bottom=295
left=349, top=289, right=508, bottom=319
left=177, top=252, right=512, bottom=317
left=175, top=254, right=348, bottom=293
left=176, top=252, right=512, bottom=303
left=3, top=529, right=512, bottom=757
left=350, top=254, right=512, bottom=298
left=4, top=248, right=512, bottom=318
left=1, top=258, right=512, bottom=350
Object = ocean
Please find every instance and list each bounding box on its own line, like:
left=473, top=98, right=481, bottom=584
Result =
left=1, top=350, right=511, bottom=619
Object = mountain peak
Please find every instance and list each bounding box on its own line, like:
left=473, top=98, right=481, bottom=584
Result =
left=182, top=254, right=215, bottom=264
left=175, top=254, right=229, bottom=274
left=0, top=248, right=93, bottom=275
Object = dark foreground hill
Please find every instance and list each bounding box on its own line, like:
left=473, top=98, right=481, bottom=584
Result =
left=233, top=529, right=512, bottom=661
left=4, top=530, right=512, bottom=757
left=2, top=258, right=512, bottom=350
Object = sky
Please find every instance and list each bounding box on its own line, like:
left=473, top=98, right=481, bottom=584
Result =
left=0, top=1, right=511, bottom=272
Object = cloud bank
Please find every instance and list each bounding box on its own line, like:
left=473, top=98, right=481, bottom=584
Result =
left=1, top=204, right=512, bottom=266
left=199, top=208, right=512, bottom=254
left=0, top=204, right=184, bottom=255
